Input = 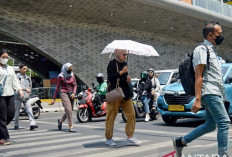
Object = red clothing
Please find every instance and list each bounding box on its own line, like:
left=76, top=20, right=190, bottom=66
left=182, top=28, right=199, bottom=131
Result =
left=53, top=75, right=77, bottom=99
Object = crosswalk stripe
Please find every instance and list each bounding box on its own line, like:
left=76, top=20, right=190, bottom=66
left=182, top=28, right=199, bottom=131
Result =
left=8, top=129, right=48, bottom=135
left=3, top=136, right=122, bottom=157
left=36, top=139, right=150, bottom=157
left=81, top=140, right=172, bottom=157
left=12, top=132, right=82, bottom=142
left=1, top=135, right=100, bottom=150
left=10, top=130, right=68, bottom=139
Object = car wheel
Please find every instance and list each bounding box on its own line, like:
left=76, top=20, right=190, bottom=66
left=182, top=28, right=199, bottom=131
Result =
left=162, top=116, right=177, bottom=124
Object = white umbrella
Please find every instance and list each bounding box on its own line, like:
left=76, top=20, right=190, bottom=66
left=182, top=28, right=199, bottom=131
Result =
left=101, top=40, right=159, bottom=57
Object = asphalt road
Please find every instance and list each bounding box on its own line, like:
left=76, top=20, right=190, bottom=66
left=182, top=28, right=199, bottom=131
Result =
left=1, top=111, right=232, bottom=157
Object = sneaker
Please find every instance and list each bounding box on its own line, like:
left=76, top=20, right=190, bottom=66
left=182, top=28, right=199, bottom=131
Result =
left=30, top=125, right=38, bottom=131
left=145, top=114, right=150, bottom=122
left=127, top=137, right=142, bottom=145
left=14, top=126, right=19, bottom=130
left=173, top=137, right=186, bottom=157
left=105, top=139, right=117, bottom=147
left=69, top=128, right=77, bottom=133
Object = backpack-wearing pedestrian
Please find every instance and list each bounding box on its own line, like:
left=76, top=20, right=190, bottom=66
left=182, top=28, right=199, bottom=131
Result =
left=14, top=64, right=38, bottom=131
left=0, top=49, right=24, bottom=145
left=173, top=21, right=230, bottom=157
left=105, top=49, right=142, bottom=147
left=51, top=63, right=77, bottom=132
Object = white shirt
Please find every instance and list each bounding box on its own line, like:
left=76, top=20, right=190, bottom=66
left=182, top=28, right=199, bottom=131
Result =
left=0, top=65, right=22, bottom=96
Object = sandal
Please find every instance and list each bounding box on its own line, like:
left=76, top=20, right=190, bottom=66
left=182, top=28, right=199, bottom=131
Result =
left=0, top=139, right=5, bottom=145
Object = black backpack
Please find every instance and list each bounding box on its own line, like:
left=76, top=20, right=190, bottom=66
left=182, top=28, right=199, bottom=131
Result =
left=179, top=43, right=209, bottom=96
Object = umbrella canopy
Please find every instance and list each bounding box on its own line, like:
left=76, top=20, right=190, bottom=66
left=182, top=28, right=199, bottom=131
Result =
left=101, top=40, right=159, bottom=57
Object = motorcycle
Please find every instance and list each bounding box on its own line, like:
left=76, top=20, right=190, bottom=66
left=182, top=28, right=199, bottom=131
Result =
left=76, top=86, right=107, bottom=123
left=19, top=95, right=43, bottom=119
left=122, top=88, right=159, bottom=122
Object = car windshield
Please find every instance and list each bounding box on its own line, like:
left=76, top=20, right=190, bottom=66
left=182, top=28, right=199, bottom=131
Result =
left=158, top=72, right=171, bottom=85
left=221, top=66, right=229, bottom=77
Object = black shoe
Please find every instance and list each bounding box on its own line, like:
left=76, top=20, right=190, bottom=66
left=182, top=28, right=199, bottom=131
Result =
left=30, top=125, right=38, bottom=131
left=173, top=137, right=186, bottom=157
left=14, top=126, right=19, bottom=130
left=58, top=119, right=62, bottom=130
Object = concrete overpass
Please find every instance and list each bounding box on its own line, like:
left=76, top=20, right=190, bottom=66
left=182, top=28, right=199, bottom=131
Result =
left=0, top=0, right=232, bottom=86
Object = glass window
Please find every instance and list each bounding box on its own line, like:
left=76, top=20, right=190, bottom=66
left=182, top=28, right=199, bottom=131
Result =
left=158, top=72, right=171, bottom=85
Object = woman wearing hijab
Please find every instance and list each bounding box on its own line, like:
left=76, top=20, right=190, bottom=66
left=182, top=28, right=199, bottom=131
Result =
left=51, top=63, right=77, bottom=132
left=0, top=49, right=24, bottom=145
left=105, top=49, right=142, bottom=147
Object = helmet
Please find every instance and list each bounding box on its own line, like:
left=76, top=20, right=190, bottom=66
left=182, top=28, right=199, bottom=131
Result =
left=140, top=71, right=149, bottom=79
left=147, top=68, right=154, bottom=76
left=96, top=73, right=104, bottom=83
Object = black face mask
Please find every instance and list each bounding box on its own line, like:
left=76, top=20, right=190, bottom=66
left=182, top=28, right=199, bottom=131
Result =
left=214, top=35, right=224, bottom=45
left=67, top=70, right=72, bottom=74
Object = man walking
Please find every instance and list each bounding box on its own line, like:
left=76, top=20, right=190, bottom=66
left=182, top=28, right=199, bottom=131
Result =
left=173, top=21, right=230, bottom=157
left=14, top=64, right=38, bottom=131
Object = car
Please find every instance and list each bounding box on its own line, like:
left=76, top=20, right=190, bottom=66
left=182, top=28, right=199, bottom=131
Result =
left=157, top=63, right=232, bottom=124
left=154, top=69, right=179, bottom=90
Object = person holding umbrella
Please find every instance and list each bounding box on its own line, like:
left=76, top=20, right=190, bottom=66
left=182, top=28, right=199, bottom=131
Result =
left=105, top=49, right=142, bottom=146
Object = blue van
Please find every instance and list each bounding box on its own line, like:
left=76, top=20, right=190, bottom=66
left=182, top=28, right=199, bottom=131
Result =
left=157, top=63, right=232, bottom=124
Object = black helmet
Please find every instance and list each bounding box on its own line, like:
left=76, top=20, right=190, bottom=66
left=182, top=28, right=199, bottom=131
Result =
left=140, top=71, right=149, bottom=79
left=96, top=73, right=104, bottom=83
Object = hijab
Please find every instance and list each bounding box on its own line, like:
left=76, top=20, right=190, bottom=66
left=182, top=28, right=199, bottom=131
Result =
left=58, top=63, right=73, bottom=78
left=114, top=49, right=127, bottom=63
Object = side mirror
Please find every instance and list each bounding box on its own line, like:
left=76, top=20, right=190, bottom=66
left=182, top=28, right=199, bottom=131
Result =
left=170, top=78, right=177, bottom=83
left=225, top=78, right=232, bottom=84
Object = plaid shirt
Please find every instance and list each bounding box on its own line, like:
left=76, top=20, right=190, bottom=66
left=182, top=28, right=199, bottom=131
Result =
left=192, top=39, right=225, bottom=99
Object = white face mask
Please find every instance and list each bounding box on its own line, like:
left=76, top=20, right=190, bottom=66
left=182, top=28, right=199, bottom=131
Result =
left=0, top=58, right=8, bottom=65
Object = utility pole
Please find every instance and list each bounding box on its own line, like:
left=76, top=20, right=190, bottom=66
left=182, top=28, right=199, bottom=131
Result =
left=221, top=0, right=224, bottom=15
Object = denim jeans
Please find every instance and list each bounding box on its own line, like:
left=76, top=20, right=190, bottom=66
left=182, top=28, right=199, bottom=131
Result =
left=141, top=95, right=150, bottom=114
left=182, top=94, right=230, bottom=156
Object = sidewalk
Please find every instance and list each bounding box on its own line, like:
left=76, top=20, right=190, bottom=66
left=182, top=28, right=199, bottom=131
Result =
left=40, top=99, right=78, bottom=112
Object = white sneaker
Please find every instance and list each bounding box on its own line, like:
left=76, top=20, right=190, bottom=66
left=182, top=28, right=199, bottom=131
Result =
left=127, top=137, right=142, bottom=145
left=145, top=114, right=150, bottom=122
left=105, top=139, right=117, bottom=147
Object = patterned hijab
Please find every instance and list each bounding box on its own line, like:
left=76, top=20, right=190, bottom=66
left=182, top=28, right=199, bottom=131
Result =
left=58, top=63, right=73, bottom=78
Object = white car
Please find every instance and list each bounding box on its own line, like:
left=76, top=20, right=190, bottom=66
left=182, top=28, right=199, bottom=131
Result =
left=154, top=69, right=179, bottom=90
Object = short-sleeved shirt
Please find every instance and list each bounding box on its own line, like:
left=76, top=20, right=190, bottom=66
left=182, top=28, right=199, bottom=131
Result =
left=192, top=39, right=225, bottom=99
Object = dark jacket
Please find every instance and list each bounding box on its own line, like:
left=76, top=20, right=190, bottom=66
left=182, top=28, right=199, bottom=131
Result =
left=107, top=59, right=133, bottom=100
left=138, top=78, right=152, bottom=98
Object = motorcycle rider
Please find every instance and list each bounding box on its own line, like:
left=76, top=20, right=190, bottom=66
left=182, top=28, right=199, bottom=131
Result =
left=95, top=73, right=107, bottom=111
left=14, top=64, right=38, bottom=130
left=138, top=71, right=152, bottom=122
left=147, top=68, right=160, bottom=104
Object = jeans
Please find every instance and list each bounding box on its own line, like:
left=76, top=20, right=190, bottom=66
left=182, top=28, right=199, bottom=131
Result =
left=14, top=99, right=35, bottom=126
left=141, top=95, right=150, bottom=114
left=182, top=94, right=230, bottom=156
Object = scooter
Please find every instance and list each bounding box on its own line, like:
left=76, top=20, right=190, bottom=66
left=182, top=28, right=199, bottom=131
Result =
left=76, top=87, right=107, bottom=123
left=19, top=95, right=43, bottom=119
left=122, top=88, right=159, bottom=122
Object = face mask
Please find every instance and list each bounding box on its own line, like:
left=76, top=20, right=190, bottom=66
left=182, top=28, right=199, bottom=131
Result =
left=67, top=70, right=72, bottom=74
left=0, top=58, right=8, bottom=65
left=214, top=35, right=224, bottom=45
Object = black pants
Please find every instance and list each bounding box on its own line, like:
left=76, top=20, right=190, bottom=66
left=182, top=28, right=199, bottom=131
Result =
left=96, top=95, right=106, bottom=107
left=0, top=96, right=15, bottom=140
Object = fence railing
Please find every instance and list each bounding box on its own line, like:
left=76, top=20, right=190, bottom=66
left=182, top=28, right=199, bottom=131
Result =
left=176, top=0, right=232, bottom=18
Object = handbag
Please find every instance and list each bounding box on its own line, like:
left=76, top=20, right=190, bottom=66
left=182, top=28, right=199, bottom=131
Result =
left=106, top=62, right=125, bottom=104
left=0, top=67, right=8, bottom=96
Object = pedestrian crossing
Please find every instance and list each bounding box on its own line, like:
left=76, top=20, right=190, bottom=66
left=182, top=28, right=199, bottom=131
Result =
left=1, top=117, right=231, bottom=157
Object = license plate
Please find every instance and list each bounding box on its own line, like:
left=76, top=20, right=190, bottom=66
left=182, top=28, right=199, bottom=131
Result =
left=168, top=105, right=185, bottom=111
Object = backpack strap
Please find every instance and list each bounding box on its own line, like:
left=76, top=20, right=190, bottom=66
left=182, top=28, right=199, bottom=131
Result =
left=198, top=42, right=210, bottom=70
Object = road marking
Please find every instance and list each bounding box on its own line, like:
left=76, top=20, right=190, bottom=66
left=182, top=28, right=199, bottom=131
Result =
left=2, top=137, right=122, bottom=157
left=8, top=129, right=48, bottom=135
left=1, top=135, right=99, bottom=150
